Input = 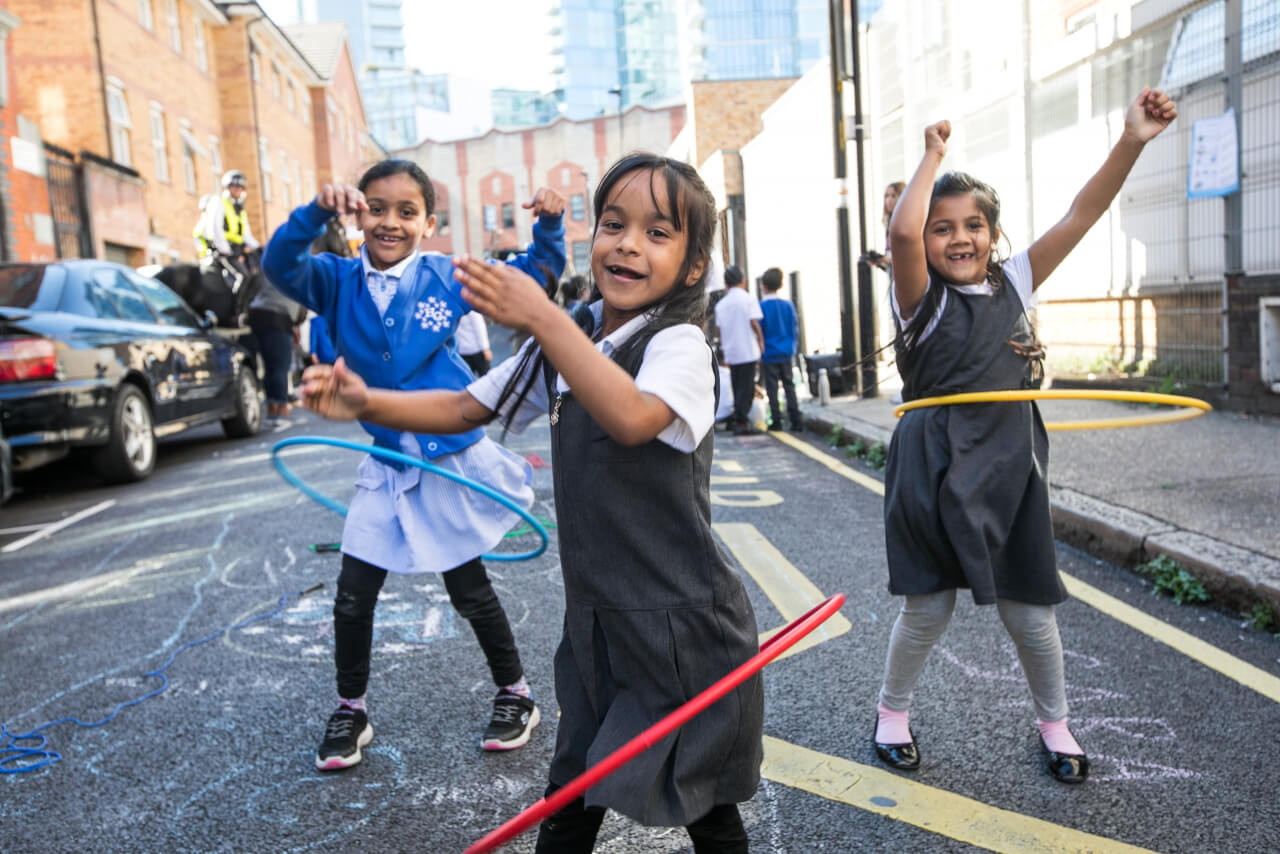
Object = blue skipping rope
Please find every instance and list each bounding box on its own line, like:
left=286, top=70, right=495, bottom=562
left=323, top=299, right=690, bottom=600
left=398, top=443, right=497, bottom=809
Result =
left=270, top=436, right=549, bottom=562
left=0, top=585, right=324, bottom=774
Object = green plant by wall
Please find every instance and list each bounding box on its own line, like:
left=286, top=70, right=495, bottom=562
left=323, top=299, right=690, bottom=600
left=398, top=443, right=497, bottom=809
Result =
left=866, top=441, right=887, bottom=471
left=1136, top=554, right=1211, bottom=605
left=1245, top=602, right=1276, bottom=634
left=825, top=425, right=843, bottom=447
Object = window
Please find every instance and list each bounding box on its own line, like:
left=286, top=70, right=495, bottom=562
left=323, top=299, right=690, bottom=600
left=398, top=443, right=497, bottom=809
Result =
left=570, top=193, right=585, bottom=221
left=483, top=203, right=497, bottom=231
left=129, top=271, right=200, bottom=327
left=138, top=0, right=154, bottom=32
left=327, top=97, right=336, bottom=134
left=209, top=135, right=222, bottom=191
left=301, top=91, right=311, bottom=126
left=500, top=202, right=515, bottom=229
left=92, top=269, right=155, bottom=323
left=250, top=51, right=260, bottom=82
left=293, top=161, right=303, bottom=205
left=271, top=63, right=281, bottom=99
left=181, top=137, right=196, bottom=193
left=166, top=0, right=181, bottom=52
left=280, top=150, right=291, bottom=209
left=436, top=208, right=450, bottom=235
left=491, top=176, right=501, bottom=194
left=286, top=79, right=296, bottom=113
left=192, top=16, right=207, bottom=72
left=106, top=82, right=132, bottom=167
left=258, top=138, right=272, bottom=202
left=571, top=241, right=590, bottom=273
left=150, top=105, right=169, bottom=183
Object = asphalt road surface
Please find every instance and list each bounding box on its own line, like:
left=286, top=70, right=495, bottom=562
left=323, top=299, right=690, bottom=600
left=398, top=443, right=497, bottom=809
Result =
left=2, top=409, right=1278, bottom=853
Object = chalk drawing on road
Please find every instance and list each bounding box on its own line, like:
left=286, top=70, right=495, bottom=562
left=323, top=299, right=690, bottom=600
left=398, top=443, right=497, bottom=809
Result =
left=936, top=645, right=1202, bottom=782
left=224, top=589, right=461, bottom=664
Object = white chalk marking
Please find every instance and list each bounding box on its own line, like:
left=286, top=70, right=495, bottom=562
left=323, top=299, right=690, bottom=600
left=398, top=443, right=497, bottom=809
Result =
left=2, top=500, right=116, bottom=553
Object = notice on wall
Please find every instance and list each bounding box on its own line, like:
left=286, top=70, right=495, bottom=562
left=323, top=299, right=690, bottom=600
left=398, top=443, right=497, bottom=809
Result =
left=1187, top=107, right=1239, bottom=199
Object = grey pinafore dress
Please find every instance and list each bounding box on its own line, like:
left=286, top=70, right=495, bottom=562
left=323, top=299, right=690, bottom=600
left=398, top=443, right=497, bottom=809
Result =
left=883, top=272, right=1066, bottom=606
left=543, top=350, right=764, bottom=827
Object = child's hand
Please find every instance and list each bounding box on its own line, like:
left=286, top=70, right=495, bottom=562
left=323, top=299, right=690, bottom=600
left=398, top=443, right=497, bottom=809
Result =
left=315, top=184, right=369, bottom=216
left=300, top=357, right=369, bottom=421
left=1123, top=87, right=1177, bottom=144
left=924, top=120, right=951, bottom=156
left=453, top=255, right=551, bottom=333
left=524, top=187, right=566, bottom=219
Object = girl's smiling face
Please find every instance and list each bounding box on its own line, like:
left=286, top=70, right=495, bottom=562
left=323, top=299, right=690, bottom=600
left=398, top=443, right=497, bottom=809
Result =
left=358, top=172, right=434, bottom=269
left=924, top=193, right=996, bottom=284
left=591, top=168, right=701, bottom=332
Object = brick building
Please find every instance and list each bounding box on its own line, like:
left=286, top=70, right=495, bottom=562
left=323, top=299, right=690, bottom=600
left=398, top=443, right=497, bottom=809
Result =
left=0, top=3, right=56, bottom=262
left=398, top=104, right=686, bottom=273
left=6, top=0, right=376, bottom=266
left=285, top=22, right=383, bottom=193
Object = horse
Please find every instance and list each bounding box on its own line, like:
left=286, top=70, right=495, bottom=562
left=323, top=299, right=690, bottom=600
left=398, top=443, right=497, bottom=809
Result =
left=153, top=253, right=264, bottom=329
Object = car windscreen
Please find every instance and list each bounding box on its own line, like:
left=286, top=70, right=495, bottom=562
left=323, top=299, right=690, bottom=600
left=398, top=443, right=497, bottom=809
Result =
left=0, top=265, right=66, bottom=311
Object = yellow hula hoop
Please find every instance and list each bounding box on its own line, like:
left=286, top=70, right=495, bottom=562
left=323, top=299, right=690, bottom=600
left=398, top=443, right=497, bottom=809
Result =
left=893, top=389, right=1213, bottom=431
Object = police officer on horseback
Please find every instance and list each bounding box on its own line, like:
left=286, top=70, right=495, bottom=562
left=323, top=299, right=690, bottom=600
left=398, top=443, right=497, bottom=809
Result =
left=195, top=170, right=261, bottom=293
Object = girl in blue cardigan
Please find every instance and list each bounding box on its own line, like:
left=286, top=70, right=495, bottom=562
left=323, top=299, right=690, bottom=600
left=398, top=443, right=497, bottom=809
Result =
left=263, top=159, right=566, bottom=770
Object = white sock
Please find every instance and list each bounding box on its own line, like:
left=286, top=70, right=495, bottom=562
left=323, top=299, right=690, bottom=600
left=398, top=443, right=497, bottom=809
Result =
left=876, top=703, right=912, bottom=744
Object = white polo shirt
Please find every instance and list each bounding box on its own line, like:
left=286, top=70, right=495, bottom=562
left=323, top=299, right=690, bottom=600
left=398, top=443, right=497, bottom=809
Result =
left=714, top=286, right=763, bottom=365
left=455, top=310, right=490, bottom=356
left=467, top=303, right=715, bottom=453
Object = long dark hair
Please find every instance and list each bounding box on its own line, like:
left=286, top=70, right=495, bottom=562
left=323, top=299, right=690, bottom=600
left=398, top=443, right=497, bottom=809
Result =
left=489, top=152, right=717, bottom=435
left=896, top=171, right=1006, bottom=378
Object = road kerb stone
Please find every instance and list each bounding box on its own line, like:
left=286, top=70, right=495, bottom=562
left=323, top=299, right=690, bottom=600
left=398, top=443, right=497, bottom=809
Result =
left=1049, top=485, right=1177, bottom=567
left=1144, top=530, right=1280, bottom=615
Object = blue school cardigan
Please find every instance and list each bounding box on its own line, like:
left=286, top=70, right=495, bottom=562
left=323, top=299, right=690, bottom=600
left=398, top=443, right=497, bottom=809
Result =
left=263, top=201, right=566, bottom=460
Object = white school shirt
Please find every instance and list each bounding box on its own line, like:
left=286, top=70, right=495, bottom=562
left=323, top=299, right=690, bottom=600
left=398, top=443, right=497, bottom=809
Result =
left=360, top=244, right=420, bottom=317
left=714, top=286, right=763, bottom=365
left=891, top=250, right=1035, bottom=346
left=467, top=302, right=716, bottom=453
left=455, top=310, right=490, bottom=356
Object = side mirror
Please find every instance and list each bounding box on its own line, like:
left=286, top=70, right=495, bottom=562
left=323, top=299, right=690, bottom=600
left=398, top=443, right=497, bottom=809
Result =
left=201, top=309, right=218, bottom=329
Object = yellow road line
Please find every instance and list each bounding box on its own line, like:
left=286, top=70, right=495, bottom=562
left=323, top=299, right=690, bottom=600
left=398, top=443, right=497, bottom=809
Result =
left=713, top=522, right=852, bottom=661
left=1062, top=573, right=1280, bottom=704
left=768, top=430, right=1280, bottom=705
left=769, top=430, right=886, bottom=495
left=762, top=736, right=1156, bottom=854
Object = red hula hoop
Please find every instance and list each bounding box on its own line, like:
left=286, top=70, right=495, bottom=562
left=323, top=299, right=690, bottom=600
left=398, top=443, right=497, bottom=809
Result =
left=465, top=593, right=847, bottom=853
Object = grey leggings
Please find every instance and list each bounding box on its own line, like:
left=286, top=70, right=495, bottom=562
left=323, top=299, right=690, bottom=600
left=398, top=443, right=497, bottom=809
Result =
left=878, top=589, right=1068, bottom=722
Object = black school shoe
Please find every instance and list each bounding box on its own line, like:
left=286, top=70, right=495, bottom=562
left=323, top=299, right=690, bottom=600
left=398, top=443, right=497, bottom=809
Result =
left=872, top=713, right=920, bottom=771
left=1041, top=737, right=1090, bottom=784
left=482, top=691, right=541, bottom=751
left=316, top=707, right=373, bottom=771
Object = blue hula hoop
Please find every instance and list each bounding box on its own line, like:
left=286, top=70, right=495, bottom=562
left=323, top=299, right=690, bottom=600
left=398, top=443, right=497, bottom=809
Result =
left=270, top=436, right=548, bottom=562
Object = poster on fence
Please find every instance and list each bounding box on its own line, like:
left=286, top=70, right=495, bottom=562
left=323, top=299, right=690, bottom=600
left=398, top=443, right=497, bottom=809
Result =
left=1187, top=107, right=1239, bottom=199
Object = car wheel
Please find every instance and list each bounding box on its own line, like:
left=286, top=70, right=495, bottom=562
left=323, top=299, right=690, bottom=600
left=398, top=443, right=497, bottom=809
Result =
left=92, top=384, right=156, bottom=483
left=222, top=368, right=263, bottom=438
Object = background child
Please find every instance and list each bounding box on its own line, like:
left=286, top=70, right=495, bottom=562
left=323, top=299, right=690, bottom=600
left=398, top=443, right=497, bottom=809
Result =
left=262, top=158, right=566, bottom=770
left=301, top=152, right=763, bottom=853
left=875, top=88, right=1177, bottom=784
left=758, top=266, right=803, bottom=432
left=456, top=310, right=492, bottom=377
left=713, top=265, right=764, bottom=435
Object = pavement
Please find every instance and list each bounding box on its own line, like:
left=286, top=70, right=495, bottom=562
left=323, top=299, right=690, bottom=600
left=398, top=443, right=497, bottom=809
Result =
left=790, top=371, right=1280, bottom=617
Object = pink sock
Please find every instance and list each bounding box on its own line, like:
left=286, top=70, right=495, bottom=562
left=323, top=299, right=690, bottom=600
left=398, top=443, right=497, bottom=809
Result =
left=876, top=703, right=912, bottom=744
left=1038, top=719, right=1083, bottom=755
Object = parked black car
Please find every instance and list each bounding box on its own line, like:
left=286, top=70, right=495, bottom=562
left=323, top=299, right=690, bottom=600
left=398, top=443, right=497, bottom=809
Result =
left=0, top=260, right=262, bottom=489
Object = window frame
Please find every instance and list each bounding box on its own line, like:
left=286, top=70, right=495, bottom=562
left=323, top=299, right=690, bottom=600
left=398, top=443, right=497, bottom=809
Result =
left=149, top=103, right=169, bottom=183
left=138, top=0, right=155, bottom=32
left=106, top=81, right=133, bottom=167
left=166, top=0, right=182, bottom=53
left=258, top=137, right=273, bottom=202
left=192, top=15, right=207, bottom=72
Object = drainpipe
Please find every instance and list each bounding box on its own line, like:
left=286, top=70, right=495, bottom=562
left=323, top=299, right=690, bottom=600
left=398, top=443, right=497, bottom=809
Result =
left=246, top=14, right=269, bottom=235
left=89, top=0, right=111, bottom=157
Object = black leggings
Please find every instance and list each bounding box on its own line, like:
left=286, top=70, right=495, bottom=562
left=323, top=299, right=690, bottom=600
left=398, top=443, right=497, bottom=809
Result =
left=533, top=784, right=748, bottom=853
left=333, top=553, right=523, bottom=699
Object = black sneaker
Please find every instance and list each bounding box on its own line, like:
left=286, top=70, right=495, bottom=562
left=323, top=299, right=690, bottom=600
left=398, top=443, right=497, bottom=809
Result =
left=482, top=691, right=540, bottom=751
left=316, top=707, right=373, bottom=771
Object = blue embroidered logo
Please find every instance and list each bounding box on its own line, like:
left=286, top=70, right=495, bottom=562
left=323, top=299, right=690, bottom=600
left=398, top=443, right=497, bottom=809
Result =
left=414, top=297, right=453, bottom=332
